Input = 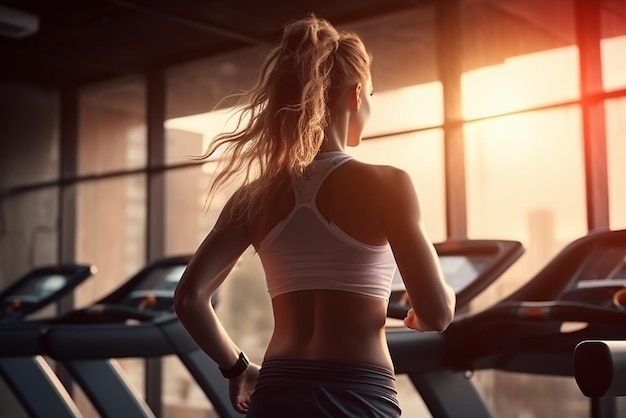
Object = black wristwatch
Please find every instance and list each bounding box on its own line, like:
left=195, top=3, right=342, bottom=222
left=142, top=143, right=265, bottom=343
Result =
left=219, top=351, right=249, bottom=379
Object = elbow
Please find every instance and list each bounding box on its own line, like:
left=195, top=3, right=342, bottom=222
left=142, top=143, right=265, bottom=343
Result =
left=417, top=296, right=456, bottom=333
left=173, top=284, right=213, bottom=321
left=420, top=311, right=453, bottom=333
left=173, top=286, right=195, bottom=320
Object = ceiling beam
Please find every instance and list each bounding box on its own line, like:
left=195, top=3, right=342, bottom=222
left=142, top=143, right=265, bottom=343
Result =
left=107, top=0, right=272, bottom=46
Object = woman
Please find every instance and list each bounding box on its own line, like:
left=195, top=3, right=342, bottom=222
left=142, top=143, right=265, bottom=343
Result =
left=174, top=14, right=456, bottom=417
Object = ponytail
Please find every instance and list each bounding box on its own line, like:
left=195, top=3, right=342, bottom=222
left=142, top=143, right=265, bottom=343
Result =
left=198, top=14, right=370, bottom=222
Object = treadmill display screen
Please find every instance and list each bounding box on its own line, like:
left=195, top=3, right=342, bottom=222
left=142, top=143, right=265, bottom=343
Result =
left=440, top=256, right=483, bottom=292
left=2, top=274, right=68, bottom=303
left=575, top=246, right=626, bottom=287
left=128, top=265, right=187, bottom=299
left=391, top=255, right=489, bottom=293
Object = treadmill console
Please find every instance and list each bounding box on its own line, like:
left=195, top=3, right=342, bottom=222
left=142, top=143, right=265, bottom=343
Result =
left=59, top=256, right=192, bottom=324
left=123, top=264, right=187, bottom=311
left=438, top=254, right=491, bottom=293
left=3, top=274, right=68, bottom=303
left=0, top=265, right=95, bottom=321
left=388, top=239, right=524, bottom=318
left=559, top=243, right=626, bottom=310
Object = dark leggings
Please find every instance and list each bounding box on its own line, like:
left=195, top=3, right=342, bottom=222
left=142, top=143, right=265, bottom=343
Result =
left=245, top=359, right=402, bottom=418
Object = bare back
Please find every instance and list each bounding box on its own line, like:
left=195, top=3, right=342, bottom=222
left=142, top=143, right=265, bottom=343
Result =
left=248, top=160, right=395, bottom=370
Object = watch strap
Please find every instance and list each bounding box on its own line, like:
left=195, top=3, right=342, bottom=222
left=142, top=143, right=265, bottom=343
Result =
left=219, top=351, right=249, bottom=379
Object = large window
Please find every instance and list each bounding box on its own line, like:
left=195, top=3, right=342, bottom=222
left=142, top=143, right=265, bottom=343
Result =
left=74, top=79, right=148, bottom=417
left=76, top=76, right=148, bottom=305
left=464, top=106, right=588, bottom=310
left=464, top=108, right=590, bottom=416
left=458, top=1, right=594, bottom=416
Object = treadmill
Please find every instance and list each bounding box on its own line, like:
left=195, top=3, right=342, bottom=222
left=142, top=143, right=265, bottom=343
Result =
left=0, top=257, right=197, bottom=418
left=32, top=254, right=238, bottom=418
left=398, top=229, right=626, bottom=418
left=0, top=264, right=96, bottom=418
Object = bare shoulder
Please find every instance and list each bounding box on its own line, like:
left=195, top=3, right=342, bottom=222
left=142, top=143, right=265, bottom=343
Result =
left=346, top=160, right=412, bottom=193
left=347, top=159, right=406, bottom=178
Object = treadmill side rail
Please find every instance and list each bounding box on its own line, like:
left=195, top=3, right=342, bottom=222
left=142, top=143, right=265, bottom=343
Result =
left=0, top=356, right=84, bottom=418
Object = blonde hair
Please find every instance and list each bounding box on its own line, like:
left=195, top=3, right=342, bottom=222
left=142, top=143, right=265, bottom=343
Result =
left=199, top=14, right=371, bottom=222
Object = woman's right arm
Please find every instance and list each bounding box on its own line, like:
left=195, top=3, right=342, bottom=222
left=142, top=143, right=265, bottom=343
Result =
left=382, top=167, right=456, bottom=332
left=173, top=203, right=260, bottom=414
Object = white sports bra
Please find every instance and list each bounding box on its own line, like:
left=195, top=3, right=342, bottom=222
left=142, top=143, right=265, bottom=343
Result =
left=257, top=152, right=397, bottom=301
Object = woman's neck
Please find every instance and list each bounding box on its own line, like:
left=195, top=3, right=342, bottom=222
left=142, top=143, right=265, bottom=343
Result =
left=320, top=126, right=348, bottom=153
left=320, top=107, right=351, bottom=153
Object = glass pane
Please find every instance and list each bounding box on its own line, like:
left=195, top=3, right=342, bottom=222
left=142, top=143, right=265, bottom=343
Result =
left=164, top=165, right=220, bottom=255
left=165, top=46, right=272, bottom=165
left=465, top=106, right=587, bottom=311
left=364, top=83, right=443, bottom=138
left=0, top=188, right=59, bottom=289
left=607, top=97, right=626, bottom=230
left=165, top=108, right=240, bottom=166
left=475, top=372, right=590, bottom=418
left=601, top=0, right=626, bottom=91
left=461, top=0, right=578, bottom=119
left=601, top=35, right=626, bottom=92
left=74, top=175, right=147, bottom=307
left=163, top=355, right=212, bottom=415
left=0, top=84, right=59, bottom=188
left=346, top=6, right=443, bottom=133
left=79, top=77, right=147, bottom=174
left=347, top=130, right=446, bottom=242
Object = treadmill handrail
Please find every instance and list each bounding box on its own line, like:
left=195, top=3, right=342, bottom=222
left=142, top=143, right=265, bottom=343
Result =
left=55, top=303, right=163, bottom=324
left=41, top=315, right=182, bottom=360
left=574, top=339, right=626, bottom=398
left=452, top=300, right=626, bottom=330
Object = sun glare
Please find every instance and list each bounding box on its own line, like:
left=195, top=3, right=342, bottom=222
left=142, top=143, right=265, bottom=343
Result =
left=461, top=46, right=579, bottom=120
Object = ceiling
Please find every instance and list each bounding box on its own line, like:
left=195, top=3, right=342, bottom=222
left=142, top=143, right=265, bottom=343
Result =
left=0, top=0, right=428, bottom=89
left=1, top=0, right=625, bottom=93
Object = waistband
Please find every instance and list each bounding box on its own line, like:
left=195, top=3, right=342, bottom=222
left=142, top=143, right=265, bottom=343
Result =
left=256, top=358, right=397, bottom=396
